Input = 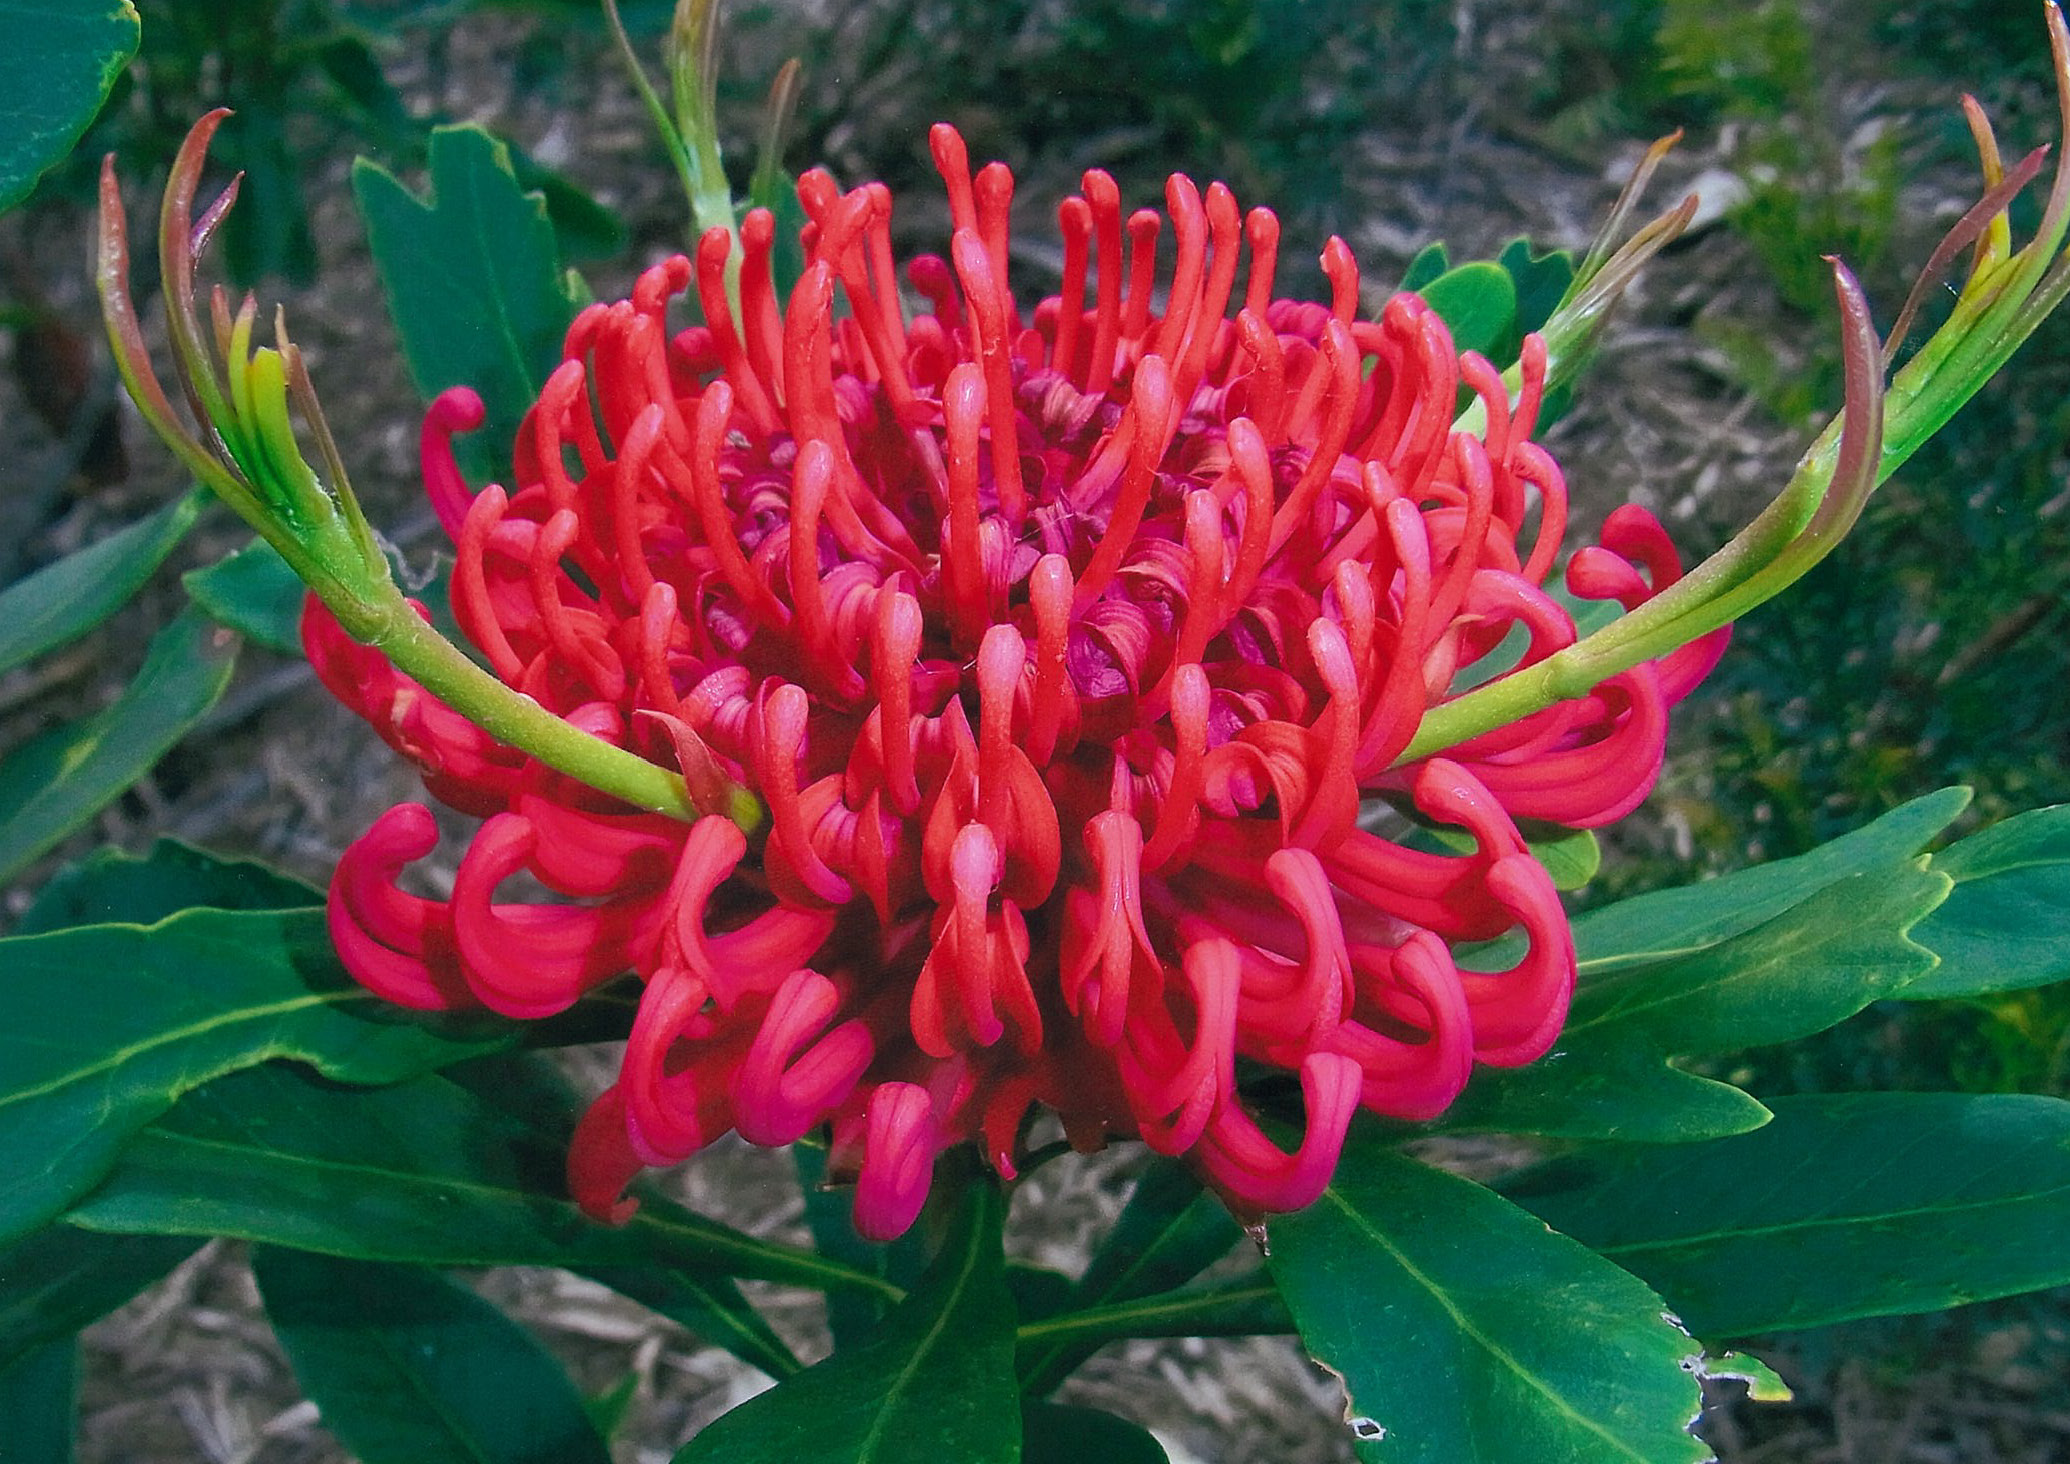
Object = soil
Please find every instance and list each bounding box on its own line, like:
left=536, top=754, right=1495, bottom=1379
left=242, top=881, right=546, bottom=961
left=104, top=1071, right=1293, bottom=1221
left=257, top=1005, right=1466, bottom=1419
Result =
left=3, top=2, right=2067, bottom=1461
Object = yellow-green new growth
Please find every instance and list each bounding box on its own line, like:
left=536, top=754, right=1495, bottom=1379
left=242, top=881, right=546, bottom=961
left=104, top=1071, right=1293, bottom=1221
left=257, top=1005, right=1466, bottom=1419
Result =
left=97, top=110, right=755, bottom=829
left=1406, top=1, right=2070, bottom=765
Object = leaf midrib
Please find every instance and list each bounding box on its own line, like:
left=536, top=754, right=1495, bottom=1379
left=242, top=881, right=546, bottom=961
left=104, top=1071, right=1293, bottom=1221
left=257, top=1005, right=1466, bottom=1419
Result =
left=1562, top=891, right=1936, bottom=1043
left=1587, top=1173, right=2070, bottom=1259
left=852, top=1212, right=989, bottom=1464
left=83, top=1127, right=884, bottom=1295
left=0, top=990, right=356, bottom=1109
left=364, top=1319, right=503, bottom=1464
left=1317, top=1185, right=1674, bottom=1464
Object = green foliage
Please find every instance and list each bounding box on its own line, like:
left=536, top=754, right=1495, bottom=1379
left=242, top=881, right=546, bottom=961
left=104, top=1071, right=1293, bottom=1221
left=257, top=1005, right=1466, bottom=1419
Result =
left=1443, top=864, right=1948, bottom=1141
left=1269, top=1130, right=1707, bottom=1464
left=1418, top=262, right=1518, bottom=362
left=181, top=539, right=308, bottom=654
left=1507, top=1092, right=2070, bottom=1334
left=1014, top=1274, right=1288, bottom=1355
left=676, top=1177, right=1021, bottom=1464
left=0, top=907, right=505, bottom=1241
left=353, top=125, right=586, bottom=478
left=1563, top=787, right=1969, bottom=966
left=1617, top=0, right=2070, bottom=895
left=1904, top=805, right=2070, bottom=1000
left=1021, top=1401, right=1169, bottom=1463
left=1676, top=330, right=2070, bottom=1098
left=1018, top=1160, right=1239, bottom=1395
left=0, top=609, right=238, bottom=885
left=67, top=1061, right=878, bottom=1298
left=793, top=1137, right=932, bottom=1348
left=0, top=0, right=138, bottom=212
left=254, top=1249, right=614, bottom=1464
left=0, top=492, right=201, bottom=678
left=0, top=1226, right=200, bottom=1371
left=39, top=0, right=620, bottom=282
left=0, top=1338, right=77, bottom=1464
left=577, top=1264, right=802, bottom=1380
left=17, top=836, right=317, bottom=932
left=1691, top=340, right=2070, bottom=862
left=1406, top=240, right=1580, bottom=372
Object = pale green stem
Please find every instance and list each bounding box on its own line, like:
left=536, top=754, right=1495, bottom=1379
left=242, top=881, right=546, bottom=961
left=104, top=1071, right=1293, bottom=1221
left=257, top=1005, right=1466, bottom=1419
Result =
left=1408, top=125, right=2070, bottom=769
left=601, top=0, right=703, bottom=232
left=359, top=597, right=699, bottom=821
left=670, top=0, right=744, bottom=308
left=602, top=0, right=741, bottom=309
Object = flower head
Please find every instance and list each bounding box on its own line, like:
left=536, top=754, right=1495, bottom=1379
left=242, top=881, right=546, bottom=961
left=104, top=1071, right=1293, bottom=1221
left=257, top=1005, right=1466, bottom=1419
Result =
left=312, top=127, right=1720, bottom=1238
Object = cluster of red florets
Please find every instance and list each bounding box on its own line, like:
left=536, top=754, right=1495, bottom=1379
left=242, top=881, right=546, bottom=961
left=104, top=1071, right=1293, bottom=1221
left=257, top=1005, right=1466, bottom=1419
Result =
left=308, top=125, right=1723, bottom=1239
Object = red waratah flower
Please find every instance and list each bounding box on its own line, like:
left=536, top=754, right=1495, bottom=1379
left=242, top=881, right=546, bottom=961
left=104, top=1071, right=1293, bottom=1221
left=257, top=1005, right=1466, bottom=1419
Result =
left=309, top=126, right=1725, bottom=1240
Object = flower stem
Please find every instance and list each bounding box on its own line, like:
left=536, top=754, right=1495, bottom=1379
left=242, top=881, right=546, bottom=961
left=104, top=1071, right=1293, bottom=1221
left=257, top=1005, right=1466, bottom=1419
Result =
left=361, top=597, right=699, bottom=821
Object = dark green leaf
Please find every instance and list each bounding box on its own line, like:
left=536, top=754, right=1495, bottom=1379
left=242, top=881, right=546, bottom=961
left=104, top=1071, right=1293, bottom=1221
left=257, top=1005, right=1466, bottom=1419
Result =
left=0, top=1225, right=199, bottom=1370
left=585, top=1371, right=641, bottom=1441
left=0, top=907, right=506, bottom=1242
left=1269, top=1138, right=1705, bottom=1464
left=1019, top=1159, right=1239, bottom=1394
left=1562, top=864, right=1947, bottom=1049
left=1506, top=1093, right=2070, bottom=1336
left=181, top=539, right=306, bottom=654
left=353, top=125, right=584, bottom=477
left=748, top=167, right=808, bottom=300
left=1021, top=1400, right=1168, bottom=1464
left=254, top=1248, right=612, bottom=1464
left=1904, top=804, right=2070, bottom=999
left=1005, top=1263, right=1074, bottom=1324
left=0, top=1338, right=75, bottom=1464
left=315, top=33, right=419, bottom=138
left=1443, top=865, right=1949, bottom=1141
left=1073, top=1161, right=1238, bottom=1306
left=68, top=1064, right=894, bottom=1300
left=1442, top=1061, right=1769, bottom=1146
left=793, top=1138, right=929, bottom=1348
left=1561, top=786, right=1970, bottom=972
left=1499, top=237, right=1576, bottom=337
left=509, top=151, right=626, bottom=261
left=1398, top=242, right=1450, bottom=294
left=17, top=838, right=317, bottom=935
left=1528, top=825, right=1602, bottom=891
left=319, top=36, right=621, bottom=263
left=676, top=1178, right=1019, bottom=1464
left=0, top=608, right=238, bottom=883
left=580, top=1267, right=800, bottom=1379
left=1417, top=262, right=1517, bottom=362
left=438, top=1048, right=583, bottom=1136
left=218, top=102, right=318, bottom=285
left=0, top=0, right=139, bottom=211
left=0, top=494, right=201, bottom=677
left=1424, top=820, right=1600, bottom=893
left=1013, top=1276, right=1290, bottom=1355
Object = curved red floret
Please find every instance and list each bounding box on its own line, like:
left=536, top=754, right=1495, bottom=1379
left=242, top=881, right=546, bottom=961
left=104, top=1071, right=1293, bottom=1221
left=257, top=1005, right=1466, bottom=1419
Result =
left=311, top=129, right=1718, bottom=1237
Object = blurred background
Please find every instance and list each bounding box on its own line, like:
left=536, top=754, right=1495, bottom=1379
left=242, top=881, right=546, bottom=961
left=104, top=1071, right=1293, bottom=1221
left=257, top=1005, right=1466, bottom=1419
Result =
left=3, top=1, right=2067, bottom=1459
